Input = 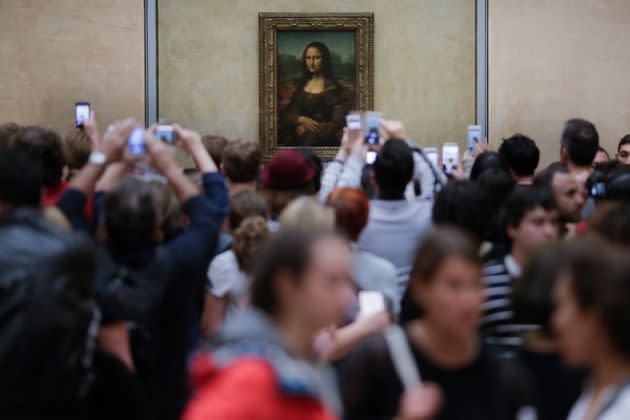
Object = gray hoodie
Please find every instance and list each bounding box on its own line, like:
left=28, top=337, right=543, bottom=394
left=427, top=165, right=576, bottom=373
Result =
left=357, top=198, right=433, bottom=299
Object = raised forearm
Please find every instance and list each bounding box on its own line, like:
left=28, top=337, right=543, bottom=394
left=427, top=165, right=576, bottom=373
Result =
left=69, top=162, right=106, bottom=195
left=190, top=142, right=218, bottom=173
left=165, top=166, right=200, bottom=204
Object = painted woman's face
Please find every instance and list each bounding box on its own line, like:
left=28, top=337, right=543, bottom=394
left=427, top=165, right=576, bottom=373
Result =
left=304, top=47, right=323, bottom=74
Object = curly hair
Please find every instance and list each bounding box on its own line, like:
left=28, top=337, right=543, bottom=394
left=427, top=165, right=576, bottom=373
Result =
left=233, top=216, right=270, bottom=274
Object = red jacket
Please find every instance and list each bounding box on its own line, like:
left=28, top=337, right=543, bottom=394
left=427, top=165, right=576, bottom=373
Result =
left=44, top=181, right=94, bottom=222
left=183, top=354, right=337, bottom=420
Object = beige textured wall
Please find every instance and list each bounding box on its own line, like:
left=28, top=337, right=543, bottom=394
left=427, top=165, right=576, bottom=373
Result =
left=0, top=1, right=145, bottom=137
left=489, top=0, right=630, bottom=167
left=158, top=0, right=476, bottom=154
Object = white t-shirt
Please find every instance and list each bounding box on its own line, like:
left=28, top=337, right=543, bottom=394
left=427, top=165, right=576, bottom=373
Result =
left=207, top=250, right=250, bottom=312
left=568, top=384, right=630, bottom=420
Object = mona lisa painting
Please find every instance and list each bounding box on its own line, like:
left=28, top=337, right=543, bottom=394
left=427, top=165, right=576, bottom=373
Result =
left=259, top=13, right=374, bottom=160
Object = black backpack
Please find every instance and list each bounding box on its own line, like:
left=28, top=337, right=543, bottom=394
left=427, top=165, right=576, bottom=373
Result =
left=92, top=245, right=171, bottom=382
left=0, top=209, right=98, bottom=410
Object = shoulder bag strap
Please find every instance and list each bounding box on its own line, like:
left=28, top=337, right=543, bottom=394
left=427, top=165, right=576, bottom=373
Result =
left=383, top=325, right=422, bottom=390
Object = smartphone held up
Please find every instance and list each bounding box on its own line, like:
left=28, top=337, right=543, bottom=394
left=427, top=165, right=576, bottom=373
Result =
left=363, top=111, right=382, bottom=146
left=346, top=111, right=383, bottom=165
left=467, top=125, right=482, bottom=151
left=75, top=102, right=90, bottom=128
left=442, top=142, right=460, bottom=175
left=127, top=127, right=146, bottom=157
left=359, top=291, right=386, bottom=318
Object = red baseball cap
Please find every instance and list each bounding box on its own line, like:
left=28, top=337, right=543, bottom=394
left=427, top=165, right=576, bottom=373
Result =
left=261, top=150, right=316, bottom=189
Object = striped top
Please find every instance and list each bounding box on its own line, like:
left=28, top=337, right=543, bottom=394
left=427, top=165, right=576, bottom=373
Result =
left=481, top=255, right=539, bottom=348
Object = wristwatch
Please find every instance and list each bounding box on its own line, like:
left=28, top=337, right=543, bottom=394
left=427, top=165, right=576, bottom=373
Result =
left=88, top=152, right=107, bottom=166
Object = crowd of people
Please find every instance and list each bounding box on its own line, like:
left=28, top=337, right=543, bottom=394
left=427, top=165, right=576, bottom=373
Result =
left=2, top=111, right=630, bottom=420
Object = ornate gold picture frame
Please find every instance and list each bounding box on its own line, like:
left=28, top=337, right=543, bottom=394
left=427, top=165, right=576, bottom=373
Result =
left=259, top=12, right=374, bottom=161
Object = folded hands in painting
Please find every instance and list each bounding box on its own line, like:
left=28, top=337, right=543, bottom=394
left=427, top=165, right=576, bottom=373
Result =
left=297, top=115, right=321, bottom=136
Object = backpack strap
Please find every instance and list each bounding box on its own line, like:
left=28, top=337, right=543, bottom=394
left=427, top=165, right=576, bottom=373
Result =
left=383, top=325, right=422, bottom=390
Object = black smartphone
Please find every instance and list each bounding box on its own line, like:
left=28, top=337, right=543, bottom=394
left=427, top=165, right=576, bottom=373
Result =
left=75, top=102, right=90, bottom=128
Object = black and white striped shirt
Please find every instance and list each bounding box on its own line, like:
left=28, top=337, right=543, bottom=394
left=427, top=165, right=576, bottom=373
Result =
left=481, top=255, right=539, bottom=347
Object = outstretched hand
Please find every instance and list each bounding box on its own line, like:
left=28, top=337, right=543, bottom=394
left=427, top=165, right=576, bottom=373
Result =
left=471, top=137, right=489, bottom=158
left=380, top=120, right=408, bottom=144
left=145, top=125, right=178, bottom=175
left=172, top=123, right=218, bottom=173
left=82, top=109, right=101, bottom=151
left=172, top=124, right=202, bottom=153
left=99, top=118, right=136, bottom=163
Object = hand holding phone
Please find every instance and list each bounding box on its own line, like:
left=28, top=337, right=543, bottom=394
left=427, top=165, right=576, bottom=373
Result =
left=381, top=120, right=408, bottom=142
left=75, top=102, right=90, bottom=128
left=359, top=291, right=386, bottom=318
left=156, top=125, right=176, bottom=145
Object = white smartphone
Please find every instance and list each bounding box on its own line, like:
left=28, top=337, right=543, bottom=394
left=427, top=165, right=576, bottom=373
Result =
left=156, top=124, right=176, bottom=145
left=467, top=125, right=482, bottom=151
left=442, top=142, right=460, bottom=174
left=359, top=291, right=385, bottom=318
left=363, top=111, right=382, bottom=145
left=75, top=102, right=90, bottom=128
left=424, top=147, right=439, bottom=168
left=346, top=112, right=361, bottom=130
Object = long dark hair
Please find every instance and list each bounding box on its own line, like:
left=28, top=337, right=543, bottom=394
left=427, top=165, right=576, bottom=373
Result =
left=301, top=42, right=334, bottom=82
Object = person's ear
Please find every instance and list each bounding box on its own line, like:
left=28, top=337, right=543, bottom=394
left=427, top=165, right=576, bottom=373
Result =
left=220, top=163, right=226, bottom=176
left=0, top=201, right=12, bottom=216
left=409, top=276, right=430, bottom=309
left=97, top=220, right=108, bottom=243
left=506, top=224, right=518, bottom=242
left=508, top=168, right=519, bottom=181
left=560, top=147, right=569, bottom=164
left=153, top=218, right=164, bottom=243
left=273, top=270, right=298, bottom=311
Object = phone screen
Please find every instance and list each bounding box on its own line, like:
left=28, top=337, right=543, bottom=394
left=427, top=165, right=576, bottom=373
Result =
left=467, top=125, right=482, bottom=151
left=359, top=291, right=385, bottom=317
left=127, top=127, right=146, bottom=156
left=442, top=143, right=460, bottom=174
left=364, top=111, right=382, bottom=145
left=366, top=150, right=377, bottom=165
left=424, top=147, right=439, bottom=168
left=75, top=102, right=90, bottom=127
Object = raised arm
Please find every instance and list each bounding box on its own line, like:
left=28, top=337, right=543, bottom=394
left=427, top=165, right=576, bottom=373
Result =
left=57, top=118, right=135, bottom=232
left=144, top=126, right=228, bottom=267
